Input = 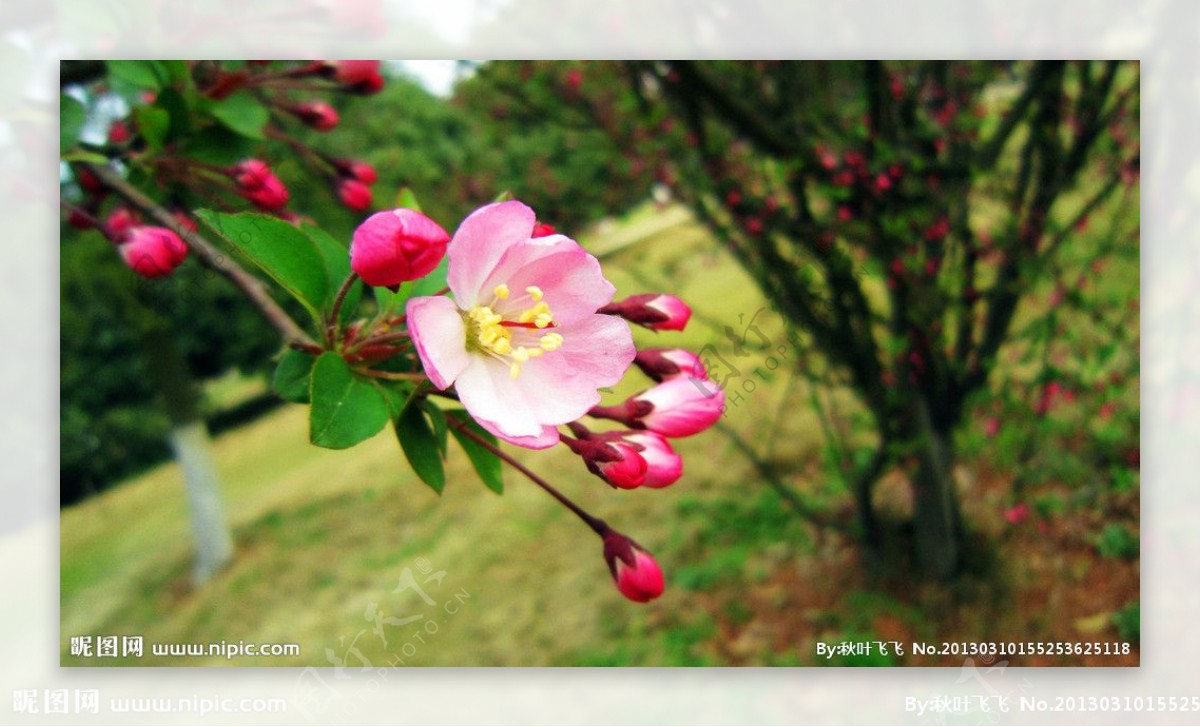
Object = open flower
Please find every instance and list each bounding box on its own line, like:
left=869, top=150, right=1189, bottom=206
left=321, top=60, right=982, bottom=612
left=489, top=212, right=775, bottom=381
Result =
left=407, top=201, right=635, bottom=448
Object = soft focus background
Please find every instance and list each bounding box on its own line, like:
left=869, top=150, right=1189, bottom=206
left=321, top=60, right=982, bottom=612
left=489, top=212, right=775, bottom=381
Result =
left=60, top=60, right=1139, bottom=667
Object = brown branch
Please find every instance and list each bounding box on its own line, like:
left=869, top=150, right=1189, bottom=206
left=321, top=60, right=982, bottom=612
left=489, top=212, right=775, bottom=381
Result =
left=84, top=163, right=317, bottom=348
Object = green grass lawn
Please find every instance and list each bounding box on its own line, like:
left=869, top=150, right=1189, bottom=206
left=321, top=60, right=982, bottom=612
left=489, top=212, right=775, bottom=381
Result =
left=60, top=203, right=1139, bottom=667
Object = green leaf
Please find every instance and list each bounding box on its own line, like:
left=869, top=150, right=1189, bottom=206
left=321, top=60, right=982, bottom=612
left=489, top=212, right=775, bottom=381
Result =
left=301, top=223, right=361, bottom=322
left=134, top=105, right=170, bottom=151
left=273, top=350, right=315, bottom=404
left=395, top=187, right=423, bottom=212
left=60, top=95, right=86, bottom=153
left=106, top=60, right=165, bottom=90
left=446, top=410, right=504, bottom=494
left=154, top=87, right=192, bottom=142
left=183, top=126, right=253, bottom=165
left=309, top=352, right=389, bottom=449
left=423, top=399, right=449, bottom=458
left=195, top=210, right=330, bottom=324
left=395, top=402, right=446, bottom=494
left=208, top=90, right=269, bottom=140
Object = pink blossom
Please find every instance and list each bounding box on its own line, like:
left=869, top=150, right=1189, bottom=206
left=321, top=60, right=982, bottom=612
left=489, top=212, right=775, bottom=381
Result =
left=350, top=208, right=449, bottom=288
left=407, top=201, right=635, bottom=449
left=118, top=226, right=188, bottom=278
left=623, top=432, right=682, bottom=488
left=603, top=531, right=664, bottom=603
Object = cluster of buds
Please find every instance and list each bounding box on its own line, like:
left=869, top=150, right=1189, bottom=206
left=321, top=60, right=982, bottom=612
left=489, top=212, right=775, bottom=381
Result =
left=332, top=158, right=378, bottom=212
left=231, top=159, right=290, bottom=211
left=88, top=205, right=190, bottom=279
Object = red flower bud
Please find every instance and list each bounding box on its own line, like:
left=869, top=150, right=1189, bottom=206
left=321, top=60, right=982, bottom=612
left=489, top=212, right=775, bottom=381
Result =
left=633, top=377, right=724, bottom=437
left=603, top=531, right=664, bottom=603
left=350, top=208, right=450, bottom=287
left=634, top=348, right=706, bottom=383
left=233, top=159, right=289, bottom=210
left=118, top=226, right=188, bottom=278
left=290, top=101, right=339, bottom=131
left=599, top=293, right=691, bottom=332
left=104, top=207, right=138, bottom=241
left=531, top=222, right=557, bottom=238
left=563, top=434, right=647, bottom=489
left=622, top=432, right=682, bottom=488
left=336, top=159, right=377, bottom=185
left=337, top=178, right=374, bottom=211
left=108, top=120, right=131, bottom=144
left=326, top=60, right=384, bottom=93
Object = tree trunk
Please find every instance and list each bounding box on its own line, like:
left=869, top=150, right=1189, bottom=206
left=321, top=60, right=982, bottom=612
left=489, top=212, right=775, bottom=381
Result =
left=140, top=324, right=233, bottom=586
left=910, top=397, right=962, bottom=579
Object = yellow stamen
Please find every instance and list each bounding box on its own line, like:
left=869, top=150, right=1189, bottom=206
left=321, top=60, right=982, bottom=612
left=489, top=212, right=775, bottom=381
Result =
left=465, top=283, right=562, bottom=379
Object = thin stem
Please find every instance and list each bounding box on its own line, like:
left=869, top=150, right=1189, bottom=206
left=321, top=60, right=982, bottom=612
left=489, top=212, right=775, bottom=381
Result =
left=86, top=163, right=317, bottom=348
left=350, top=330, right=410, bottom=350
left=327, top=272, right=359, bottom=347
left=447, top=416, right=609, bottom=536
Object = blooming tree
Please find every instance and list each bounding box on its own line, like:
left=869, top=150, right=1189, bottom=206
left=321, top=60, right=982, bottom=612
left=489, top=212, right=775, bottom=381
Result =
left=61, top=60, right=722, bottom=600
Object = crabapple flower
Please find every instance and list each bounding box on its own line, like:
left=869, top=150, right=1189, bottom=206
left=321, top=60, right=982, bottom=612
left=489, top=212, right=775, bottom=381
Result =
left=350, top=208, right=450, bottom=288
left=592, top=377, right=724, bottom=438
left=233, top=159, right=289, bottom=210
left=600, top=293, right=691, bottom=332
left=634, top=348, right=706, bottom=383
left=602, top=531, right=664, bottom=603
left=622, top=432, right=682, bottom=488
left=406, top=201, right=635, bottom=449
left=337, top=178, right=373, bottom=211
left=118, top=226, right=188, bottom=278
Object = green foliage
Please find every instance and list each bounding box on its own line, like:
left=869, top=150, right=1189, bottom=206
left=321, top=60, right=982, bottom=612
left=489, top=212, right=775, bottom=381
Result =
left=196, top=211, right=333, bottom=325
left=394, top=397, right=446, bottom=494
left=308, top=352, right=389, bottom=449
left=1093, top=524, right=1139, bottom=560
left=1112, top=601, right=1139, bottom=644
left=445, top=410, right=504, bottom=495
left=206, top=91, right=269, bottom=140
left=272, top=350, right=314, bottom=404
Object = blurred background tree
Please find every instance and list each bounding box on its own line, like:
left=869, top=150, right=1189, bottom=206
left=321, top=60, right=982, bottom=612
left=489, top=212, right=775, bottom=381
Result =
left=468, top=60, right=1140, bottom=578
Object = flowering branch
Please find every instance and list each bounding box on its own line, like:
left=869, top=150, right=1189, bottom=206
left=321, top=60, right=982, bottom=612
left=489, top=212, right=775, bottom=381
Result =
left=85, top=164, right=317, bottom=348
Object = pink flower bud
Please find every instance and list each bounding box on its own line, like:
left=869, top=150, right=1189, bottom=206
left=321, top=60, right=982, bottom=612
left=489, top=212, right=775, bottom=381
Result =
left=350, top=208, right=450, bottom=287
left=104, top=207, right=138, bottom=241
left=563, top=434, right=647, bottom=489
left=337, top=178, right=374, bottom=211
left=634, top=348, right=706, bottom=383
left=622, top=432, right=682, bottom=488
left=600, top=293, right=691, bottom=332
left=531, top=222, right=557, bottom=238
left=118, top=226, right=188, bottom=278
left=291, top=101, right=339, bottom=131
left=233, top=159, right=289, bottom=210
left=596, top=441, right=648, bottom=489
left=67, top=208, right=95, bottom=230
left=602, top=531, right=664, bottom=603
left=76, top=168, right=104, bottom=194
left=336, top=159, right=377, bottom=185
left=633, top=377, right=724, bottom=437
left=1003, top=503, right=1030, bottom=525
left=326, top=60, right=384, bottom=93
left=108, top=120, right=131, bottom=144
